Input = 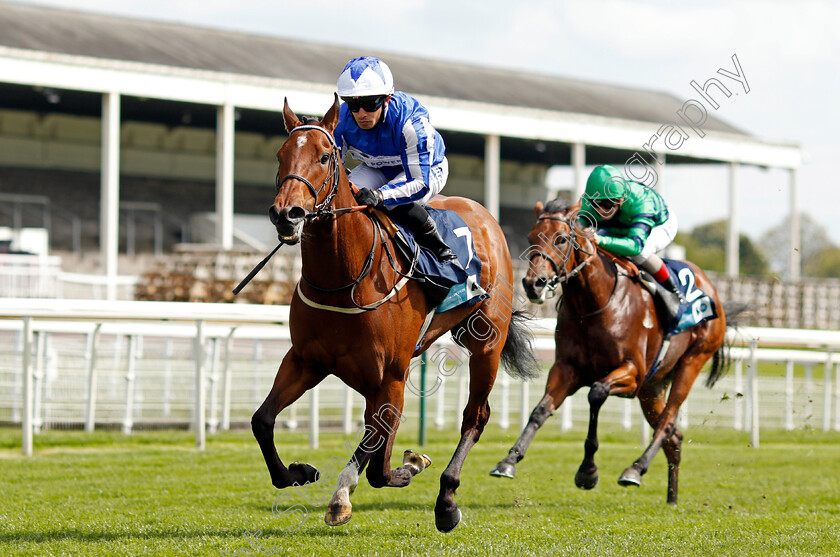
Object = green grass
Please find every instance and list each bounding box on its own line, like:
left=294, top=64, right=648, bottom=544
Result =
left=2, top=425, right=840, bottom=556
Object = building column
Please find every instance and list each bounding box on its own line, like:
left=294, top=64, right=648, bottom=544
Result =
left=655, top=154, right=666, bottom=198
left=726, top=162, right=740, bottom=278
left=216, top=103, right=235, bottom=249
left=484, top=134, right=500, bottom=221
left=572, top=142, right=586, bottom=201
left=789, top=168, right=801, bottom=282
left=100, top=91, right=121, bottom=300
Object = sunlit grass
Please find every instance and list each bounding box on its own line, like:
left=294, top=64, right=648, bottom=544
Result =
left=1, top=425, right=839, bottom=556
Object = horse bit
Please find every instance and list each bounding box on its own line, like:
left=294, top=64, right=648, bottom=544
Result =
left=273, top=124, right=416, bottom=311
left=528, top=214, right=593, bottom=297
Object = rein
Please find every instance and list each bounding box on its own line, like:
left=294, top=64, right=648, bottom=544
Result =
left=529, top=213, right=594, bottom=296
left=275, top=124, right=367, bottom=222
left=235, top=123, right=415, bottom=312
left=298, top=215, right=419, bottom=312
left=528, top=212, right=621, bottom=317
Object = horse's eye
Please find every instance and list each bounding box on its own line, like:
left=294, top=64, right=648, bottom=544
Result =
left=319, top=153, right=330, bottom=165
left=554, top=234, right=568, bottom=245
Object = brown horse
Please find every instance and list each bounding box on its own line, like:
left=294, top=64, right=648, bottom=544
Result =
left=252, top=95, right=538, bottom=532
left=490, top=198, right=735, bottom=504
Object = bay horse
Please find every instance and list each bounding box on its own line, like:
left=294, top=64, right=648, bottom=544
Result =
left=490, top=198, right=735, bottom=504
left=252, top=95, right=538, bottom=532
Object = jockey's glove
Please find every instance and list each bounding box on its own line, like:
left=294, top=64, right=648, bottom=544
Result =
left=354, top=187, right=384, bottom=207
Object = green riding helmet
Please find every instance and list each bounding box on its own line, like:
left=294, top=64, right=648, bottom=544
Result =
left=585, top=165, right=628, bottom=202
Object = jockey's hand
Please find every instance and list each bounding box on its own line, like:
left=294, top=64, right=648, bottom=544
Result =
left=594, top=234, right=605, bottom=246
left=354, top=187, right=383, bottom=207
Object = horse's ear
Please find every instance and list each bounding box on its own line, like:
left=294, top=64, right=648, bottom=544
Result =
left=322, top=93, right=340, bottom=133
left=534, top=201, right=544, bottom=217
left=283, top=97, right=303, bottom=133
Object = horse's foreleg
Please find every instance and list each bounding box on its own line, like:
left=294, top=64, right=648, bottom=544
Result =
left=326, top=378, right=427, bottom=526
left=576, top=362, right=639, bottom=490
left=252, top=350, right=324, bottom=489
left=491, top=362, right=577, bottom=479
left=363, top=379, right=427, bottom=489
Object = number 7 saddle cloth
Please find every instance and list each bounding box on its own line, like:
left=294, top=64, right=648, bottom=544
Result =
left=372, top=206, right=489, bottom=313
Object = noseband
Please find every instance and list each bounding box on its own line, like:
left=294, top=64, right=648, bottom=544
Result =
left=275, top=124, right=345, bottom=222
left=527, top=214, right=592, bottom=294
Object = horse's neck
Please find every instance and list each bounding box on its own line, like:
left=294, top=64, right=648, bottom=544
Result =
left=300, top=179, right=373, bottom=286
left=564, top=251, right=617, bottom=314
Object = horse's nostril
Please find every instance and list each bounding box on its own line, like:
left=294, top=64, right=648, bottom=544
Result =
left=287, top=206, right=307, bottom=221
left=268, top=206, right=280, bottom=225
left=535, top=277, right=547, bottom=288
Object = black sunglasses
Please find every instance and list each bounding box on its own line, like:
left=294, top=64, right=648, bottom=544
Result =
left=341, top=95, right=387, bottom=113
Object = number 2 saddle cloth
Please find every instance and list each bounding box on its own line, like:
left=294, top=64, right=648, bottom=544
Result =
left=661, top=259, right=718, bottom=337
left=644, top=259, right=719, bottom=378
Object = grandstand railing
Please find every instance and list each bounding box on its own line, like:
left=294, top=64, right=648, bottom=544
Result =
left=2, top=298, right=840, bottom=456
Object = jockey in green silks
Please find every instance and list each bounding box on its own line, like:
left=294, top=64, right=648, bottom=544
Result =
left=577, top=164, right=687, bottom=323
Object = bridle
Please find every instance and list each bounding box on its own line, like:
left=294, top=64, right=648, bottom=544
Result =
left=274, top=124, right=360, bottom=222
left=528, top=213, right=626, bottom=318
left=273, top=123, right=415, bottom=312
left=527, top=214, right=593, bottom=295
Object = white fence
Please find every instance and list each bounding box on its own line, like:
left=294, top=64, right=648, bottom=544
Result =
left=0, top=254, right=139, bottom=299
left=2, top=298, right=840, bottom=456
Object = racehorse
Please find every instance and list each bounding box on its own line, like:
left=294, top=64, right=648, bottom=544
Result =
left=252, top=94, right=538, bottom=532
left=490, top=198, right=737, bottom=504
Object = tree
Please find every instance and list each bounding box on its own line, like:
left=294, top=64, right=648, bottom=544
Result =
left=804, top=246, right=840, bottom=279
left=759, top=213, right=836, bottom=280
left=677, top=220, right=769, bottom=276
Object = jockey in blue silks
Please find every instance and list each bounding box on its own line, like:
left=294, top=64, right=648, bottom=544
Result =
left=334, top=56, right=457, bottom=263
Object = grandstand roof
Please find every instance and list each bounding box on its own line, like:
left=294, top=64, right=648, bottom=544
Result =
left=0, top=1, right=745, bottom=136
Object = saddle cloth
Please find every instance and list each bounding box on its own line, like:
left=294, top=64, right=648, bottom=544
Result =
left=662, top=259, right=718, bottom=337
left=644, top=259, right=718, bottom=378
left=376, top=207, right=488, bottom=312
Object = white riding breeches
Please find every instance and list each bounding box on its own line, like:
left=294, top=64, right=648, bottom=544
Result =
left=637, top=213, right=678, bottom=259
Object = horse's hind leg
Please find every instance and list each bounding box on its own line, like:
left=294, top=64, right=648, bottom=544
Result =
left=619, top=383, right=682, bottom=504
left=576, top=363, right=639, bottom=490
left=618, top=355, right=709, bottom=503
left=252, top=350, right=325, bottom=489
left=491, top=362, right=577, bottom=479
left=435, top=349, right=499, bottom=533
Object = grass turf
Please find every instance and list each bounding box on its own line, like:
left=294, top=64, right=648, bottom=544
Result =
left=1, top=425, right=839, bottom=556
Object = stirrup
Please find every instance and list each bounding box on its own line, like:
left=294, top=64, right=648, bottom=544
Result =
left=435, top=247, right=458, bottom=263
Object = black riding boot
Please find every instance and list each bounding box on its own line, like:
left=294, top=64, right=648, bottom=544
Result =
left=387, top=202, right=458, bottom=263
left=655, top=274, right=687, bottom=325
left=417, top=213, right=458, bottom=263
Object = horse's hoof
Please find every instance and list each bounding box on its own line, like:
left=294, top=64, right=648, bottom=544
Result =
left=618, top=466, right=642, bottom=487
left=403, top=450, right=432, bottom=474
left=435, top=507, right=462, bottom=533
left=489, top=462, right=516, bottom=479
left=325, top=503, right=352, bottom=526
left=289, top=462, right=320, bottom=484
left=618, top=467, right=642, bottom=487
left=574, top=469, right=599, bottom=490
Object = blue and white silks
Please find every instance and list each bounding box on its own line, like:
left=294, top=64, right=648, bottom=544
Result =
left=334, top=92, right=447, bottom=206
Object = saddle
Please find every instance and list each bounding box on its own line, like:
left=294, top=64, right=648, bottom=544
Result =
left=368, top=207, right=487, bottom=311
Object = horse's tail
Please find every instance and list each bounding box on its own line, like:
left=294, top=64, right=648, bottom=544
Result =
left=706, top=301, right=753, bottom=388
left=501, top=310, right=541, bottom=381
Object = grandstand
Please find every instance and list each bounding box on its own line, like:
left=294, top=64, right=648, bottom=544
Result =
left=0, top=1, right=802, bottom=303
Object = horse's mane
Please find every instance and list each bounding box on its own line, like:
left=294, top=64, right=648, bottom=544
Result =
left=542, top=198, right=573, bottom=214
